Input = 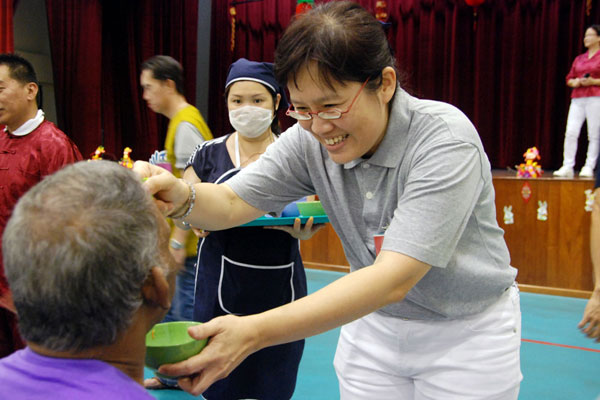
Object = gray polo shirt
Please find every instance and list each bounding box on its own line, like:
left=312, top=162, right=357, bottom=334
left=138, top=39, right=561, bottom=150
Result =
left=226, top=88, right=516, bottom=320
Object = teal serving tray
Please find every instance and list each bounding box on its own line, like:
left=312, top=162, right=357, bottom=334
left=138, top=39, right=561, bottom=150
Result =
left=241, top=214, right=329, bottom=227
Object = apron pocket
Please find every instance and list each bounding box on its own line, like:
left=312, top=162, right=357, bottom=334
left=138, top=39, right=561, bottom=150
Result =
left=218, top=255, right=295, bottom=315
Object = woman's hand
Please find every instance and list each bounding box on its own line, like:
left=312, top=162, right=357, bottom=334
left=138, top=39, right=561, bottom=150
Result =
left=265, top=216, right=325, bottom=240
left=568, top=78, right=581, bottom=88
left=133, top=161, right=189, bottom=216
left=158, top=314, right=261, bottom=396
left=578, top=290, right=600, bottom=342
left=580, top=77, right=600, bottom=87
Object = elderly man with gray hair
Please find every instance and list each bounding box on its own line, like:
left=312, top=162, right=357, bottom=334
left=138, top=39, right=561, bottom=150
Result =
left=0, top=161, right=178, bottom=399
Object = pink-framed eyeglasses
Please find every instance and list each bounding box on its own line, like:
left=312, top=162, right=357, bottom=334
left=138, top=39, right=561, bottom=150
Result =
left=286, top=77, right=370, bottom=121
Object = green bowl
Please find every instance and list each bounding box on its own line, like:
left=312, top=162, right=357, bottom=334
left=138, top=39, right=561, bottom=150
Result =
left=296, top=201, right=326, bottom=217
left=145, top=321, right=207, bottom=377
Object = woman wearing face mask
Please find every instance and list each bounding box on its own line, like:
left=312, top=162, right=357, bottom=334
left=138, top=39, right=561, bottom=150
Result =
left=168, top=58, right=318, bottom=400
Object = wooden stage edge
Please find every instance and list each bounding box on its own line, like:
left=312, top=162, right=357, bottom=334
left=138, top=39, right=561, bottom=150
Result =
left=304, top=262, right=350, bottom=273
left=515, top=284, right=591, bottom=299
left=304, top=265, right=593, bottom=299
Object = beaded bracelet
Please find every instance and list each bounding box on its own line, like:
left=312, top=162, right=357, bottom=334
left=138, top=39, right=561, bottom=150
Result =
left=170, top=181, right=196, bottom=220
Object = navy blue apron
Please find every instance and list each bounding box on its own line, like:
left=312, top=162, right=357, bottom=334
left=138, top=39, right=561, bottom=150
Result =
left=190, top=134, right=307, bottom=400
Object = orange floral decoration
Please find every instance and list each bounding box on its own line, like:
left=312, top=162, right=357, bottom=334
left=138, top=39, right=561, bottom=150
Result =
left=119, top=147, right=134, bottom=169
left=375, top=1, right=388, bottom=23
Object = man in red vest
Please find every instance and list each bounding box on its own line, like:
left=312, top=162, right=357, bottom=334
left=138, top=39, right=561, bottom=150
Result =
left=0, top=53, right=82, bottom=358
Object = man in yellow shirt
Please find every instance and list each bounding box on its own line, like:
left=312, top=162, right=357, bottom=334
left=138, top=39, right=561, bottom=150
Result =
left=141, top=55, right=212, bottom=321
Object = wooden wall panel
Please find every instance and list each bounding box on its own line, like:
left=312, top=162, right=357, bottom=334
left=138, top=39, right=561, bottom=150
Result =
left=299, top=222, right=348, bottom=272
left=493, top=172, right=594, bottom=292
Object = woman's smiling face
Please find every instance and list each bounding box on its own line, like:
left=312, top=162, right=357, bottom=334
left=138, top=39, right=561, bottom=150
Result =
left=583, top=27, right=600, bottom=49
left=287, top=63, right=396, bottom=164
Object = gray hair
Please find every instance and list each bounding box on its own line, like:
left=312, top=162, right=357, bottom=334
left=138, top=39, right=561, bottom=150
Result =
left=3, top=161, right=161, bottom=352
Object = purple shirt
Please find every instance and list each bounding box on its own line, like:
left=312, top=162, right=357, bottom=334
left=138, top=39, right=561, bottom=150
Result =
left=0, top=347, right=154, bottom=399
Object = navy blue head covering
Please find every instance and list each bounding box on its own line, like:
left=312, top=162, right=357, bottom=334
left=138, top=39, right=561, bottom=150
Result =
left=225, top=58, right=287, bottom=109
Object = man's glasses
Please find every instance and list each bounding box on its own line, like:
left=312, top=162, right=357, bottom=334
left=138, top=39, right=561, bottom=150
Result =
left=286, top=78, right=370, bottom=121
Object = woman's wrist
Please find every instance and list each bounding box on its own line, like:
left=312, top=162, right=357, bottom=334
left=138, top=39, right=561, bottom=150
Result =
left=244, top=314, right=270, bottom=353
left=170, top=181, right=196, bottom=220
left=169, top=238, right=185, bottom=249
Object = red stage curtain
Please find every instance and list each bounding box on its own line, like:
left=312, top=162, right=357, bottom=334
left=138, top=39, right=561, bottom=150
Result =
left=46, top=0, right=198, bottom=161
left=100, top=0, right=198, bottom=162
left=210, top=0, right=600, bottom=169
left=46, top=0, right=102, bottom=159
left=0, top=0, right=14, bottom=53
left=388, top=0, right=600, bottom=169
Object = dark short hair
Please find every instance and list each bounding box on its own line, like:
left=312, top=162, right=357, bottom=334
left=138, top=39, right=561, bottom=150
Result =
left=141, top=55, right=184, bottom=95
left=588, top=25, right=600, bottom=36
left=274, top=1, right=397, bottom=91
left=0, top=53, right=38, bottom=85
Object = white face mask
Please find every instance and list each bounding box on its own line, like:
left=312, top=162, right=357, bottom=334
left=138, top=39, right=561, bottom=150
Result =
left=229, top=106, right=273, bottom=138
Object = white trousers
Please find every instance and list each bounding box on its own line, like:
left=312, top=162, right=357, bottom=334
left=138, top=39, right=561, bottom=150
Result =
left=333, top=286, right=522, bottom=400
left=561, top=97, right=600, bottom=169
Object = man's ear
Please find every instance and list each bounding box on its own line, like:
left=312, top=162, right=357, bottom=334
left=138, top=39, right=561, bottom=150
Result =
left=165, top=79, right=177, bottom=93
left=26, top=82, right=38, bottom=102
left=141, top=267, right=171, bottom=310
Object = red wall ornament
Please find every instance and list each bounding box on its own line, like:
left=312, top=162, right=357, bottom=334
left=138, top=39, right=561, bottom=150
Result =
left=465, top=0, right=485, bottom=6
left=296, top=0, right=314, bottom=15
left=465, top=0, right=484, bottom=31
left=521, top=182, right=532, bottom=204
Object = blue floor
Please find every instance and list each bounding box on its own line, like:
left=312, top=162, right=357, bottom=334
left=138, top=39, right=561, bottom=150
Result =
left=519, top=292, right=600, bottom=400
left=148, top=269, right=600, bottom=399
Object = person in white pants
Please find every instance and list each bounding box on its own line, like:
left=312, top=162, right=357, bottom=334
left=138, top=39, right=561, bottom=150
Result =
left=555, top=25, right=600, bottom=178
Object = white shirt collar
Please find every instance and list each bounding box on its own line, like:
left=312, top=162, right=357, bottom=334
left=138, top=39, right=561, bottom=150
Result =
left=5, top=109, right=45, bottom=136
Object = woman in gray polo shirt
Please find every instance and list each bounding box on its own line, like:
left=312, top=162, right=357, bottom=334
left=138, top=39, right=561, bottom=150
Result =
left=136, top=2, right=521, bottom=399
